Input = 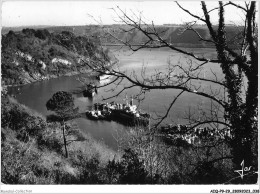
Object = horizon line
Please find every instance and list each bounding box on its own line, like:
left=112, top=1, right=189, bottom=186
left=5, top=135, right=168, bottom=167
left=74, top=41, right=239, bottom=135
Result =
left=1, top=23, right=243, bottom=28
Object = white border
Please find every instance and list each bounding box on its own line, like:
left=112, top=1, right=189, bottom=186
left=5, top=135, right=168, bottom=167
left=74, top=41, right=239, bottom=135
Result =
left=1, top=0, right=259, bottom=193
left=1, top=185, right=260, bottom=194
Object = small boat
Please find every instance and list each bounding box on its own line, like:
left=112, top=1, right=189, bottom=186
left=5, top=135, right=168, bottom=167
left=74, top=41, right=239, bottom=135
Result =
left=86, top=110, right=101, bottom=120
left=86, top=109, right=110, bottom=120
left=83, top=83, right=97, bottom=98
left=96, top=71, right=112, bottom=81
left=86, top=110, right=98, bottom=120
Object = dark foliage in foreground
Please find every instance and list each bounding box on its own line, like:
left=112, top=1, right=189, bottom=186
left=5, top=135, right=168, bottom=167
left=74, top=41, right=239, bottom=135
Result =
left=1, top=96, right=256, bottom=184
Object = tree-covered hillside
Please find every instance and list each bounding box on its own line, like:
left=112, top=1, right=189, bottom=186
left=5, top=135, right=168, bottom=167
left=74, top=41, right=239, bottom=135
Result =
left=1, top=28, right=116, bottom=85
left=2, top=25, right=243, bottom=48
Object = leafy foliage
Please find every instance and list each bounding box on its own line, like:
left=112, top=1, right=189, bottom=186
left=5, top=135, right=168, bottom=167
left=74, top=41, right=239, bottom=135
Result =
left=1, top=28, right=112, bottom=85
left=46, top=91, right=80, bottom=158
left=46, top=91, right=78, bottom=120
left=1, top=95, right=242, bottom=184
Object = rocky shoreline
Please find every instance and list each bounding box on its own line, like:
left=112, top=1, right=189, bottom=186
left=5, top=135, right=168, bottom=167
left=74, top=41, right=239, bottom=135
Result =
left=3, top=68, right=92, bottom=88
left=2, top=28, right=118, bottom=90
left=2, top=60, right=118, bottom=96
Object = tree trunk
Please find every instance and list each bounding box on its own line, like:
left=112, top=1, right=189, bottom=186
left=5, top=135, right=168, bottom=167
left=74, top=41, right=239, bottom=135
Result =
left=214, top=2, right=257, bottom=183
left=232, top=2, right=258, bottom=182
left=62, top=120, right=68, bottom=158
left=232, top=58, right=258, bottom=179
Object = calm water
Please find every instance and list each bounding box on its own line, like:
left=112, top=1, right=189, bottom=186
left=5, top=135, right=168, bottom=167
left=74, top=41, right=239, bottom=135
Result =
left=8, top=48, right=224, bottom=149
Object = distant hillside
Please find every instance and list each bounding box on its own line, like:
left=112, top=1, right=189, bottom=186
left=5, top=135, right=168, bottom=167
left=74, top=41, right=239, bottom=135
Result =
left=1, top=25, right=51, bottom=34
left=2, top=24, right=243, bottom=48
left=31, top=24, right=243, bottom=48
left=1, top=25, right=243, bottom=86
left=100, top=25, right=243, bottom=48
left=1, top=28, right=117, bottom=85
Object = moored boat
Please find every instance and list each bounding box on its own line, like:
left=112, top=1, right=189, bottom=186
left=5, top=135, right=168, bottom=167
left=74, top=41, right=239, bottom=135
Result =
left=86, top=96, right=150, bottom=126
left=83, top=83, right=97, bottom=98
left=96, top=71, right=112, bottom=82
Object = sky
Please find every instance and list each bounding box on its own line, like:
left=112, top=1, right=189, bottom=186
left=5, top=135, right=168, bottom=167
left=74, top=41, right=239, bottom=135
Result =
left=1, top=1, right=253, bottom=27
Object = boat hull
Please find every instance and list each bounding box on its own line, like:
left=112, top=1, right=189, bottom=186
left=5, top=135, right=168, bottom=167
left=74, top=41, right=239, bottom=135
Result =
left=111, top=110, right=149, bottom=127
left=86, top=102, right=150, bottom=127
left=83, top=90, right=95, bottom=98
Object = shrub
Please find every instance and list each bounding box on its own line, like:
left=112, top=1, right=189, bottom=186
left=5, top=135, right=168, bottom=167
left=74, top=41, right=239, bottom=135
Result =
left=104, top=148, right=153, bottom=184
left=35, top=29, right=50, bottom=40
left=119, top=148, right=150, bottom=184
left=1, top=141, right=41, bottom=184
left=50, top=168, right=78, bottom=184
left=74, top=155, right=105, bottom=184
left=37, top=129, right=63, bottom=153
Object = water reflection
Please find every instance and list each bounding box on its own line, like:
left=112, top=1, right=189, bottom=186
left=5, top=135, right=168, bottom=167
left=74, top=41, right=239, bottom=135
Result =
left=7, top=48, right=222, bottom=150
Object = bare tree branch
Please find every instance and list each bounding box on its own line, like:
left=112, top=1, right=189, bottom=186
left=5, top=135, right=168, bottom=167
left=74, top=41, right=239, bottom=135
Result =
left=154, top=90, right=185, bottom=128
left=175, top=2, right=206, bottom=22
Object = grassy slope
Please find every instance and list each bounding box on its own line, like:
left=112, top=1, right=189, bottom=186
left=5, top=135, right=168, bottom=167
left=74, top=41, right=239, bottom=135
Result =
left=1, top=95, right=240, bottom=184
left=1, top=96, right=116, bottom=184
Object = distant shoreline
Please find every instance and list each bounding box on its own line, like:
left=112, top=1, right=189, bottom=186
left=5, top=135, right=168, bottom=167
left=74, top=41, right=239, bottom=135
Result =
left=3, top=69, right=91, bottom=88
left=105, top=44, right=216, bottom=49
left=3, top=60, right=118, bottom=89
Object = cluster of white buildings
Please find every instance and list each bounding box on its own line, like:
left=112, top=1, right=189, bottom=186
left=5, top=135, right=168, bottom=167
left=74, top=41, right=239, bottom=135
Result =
left=51, top=58, right=72, bottom=66
left=15, top=50, right=46, bottom=70
left=164, top=124, right=232, bottom=145
left=15, top=51, right=34, bottom=62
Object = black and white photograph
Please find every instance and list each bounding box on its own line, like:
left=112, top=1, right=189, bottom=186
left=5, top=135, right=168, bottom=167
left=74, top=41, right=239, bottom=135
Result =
left=1, top=0, right=259, bottom=192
